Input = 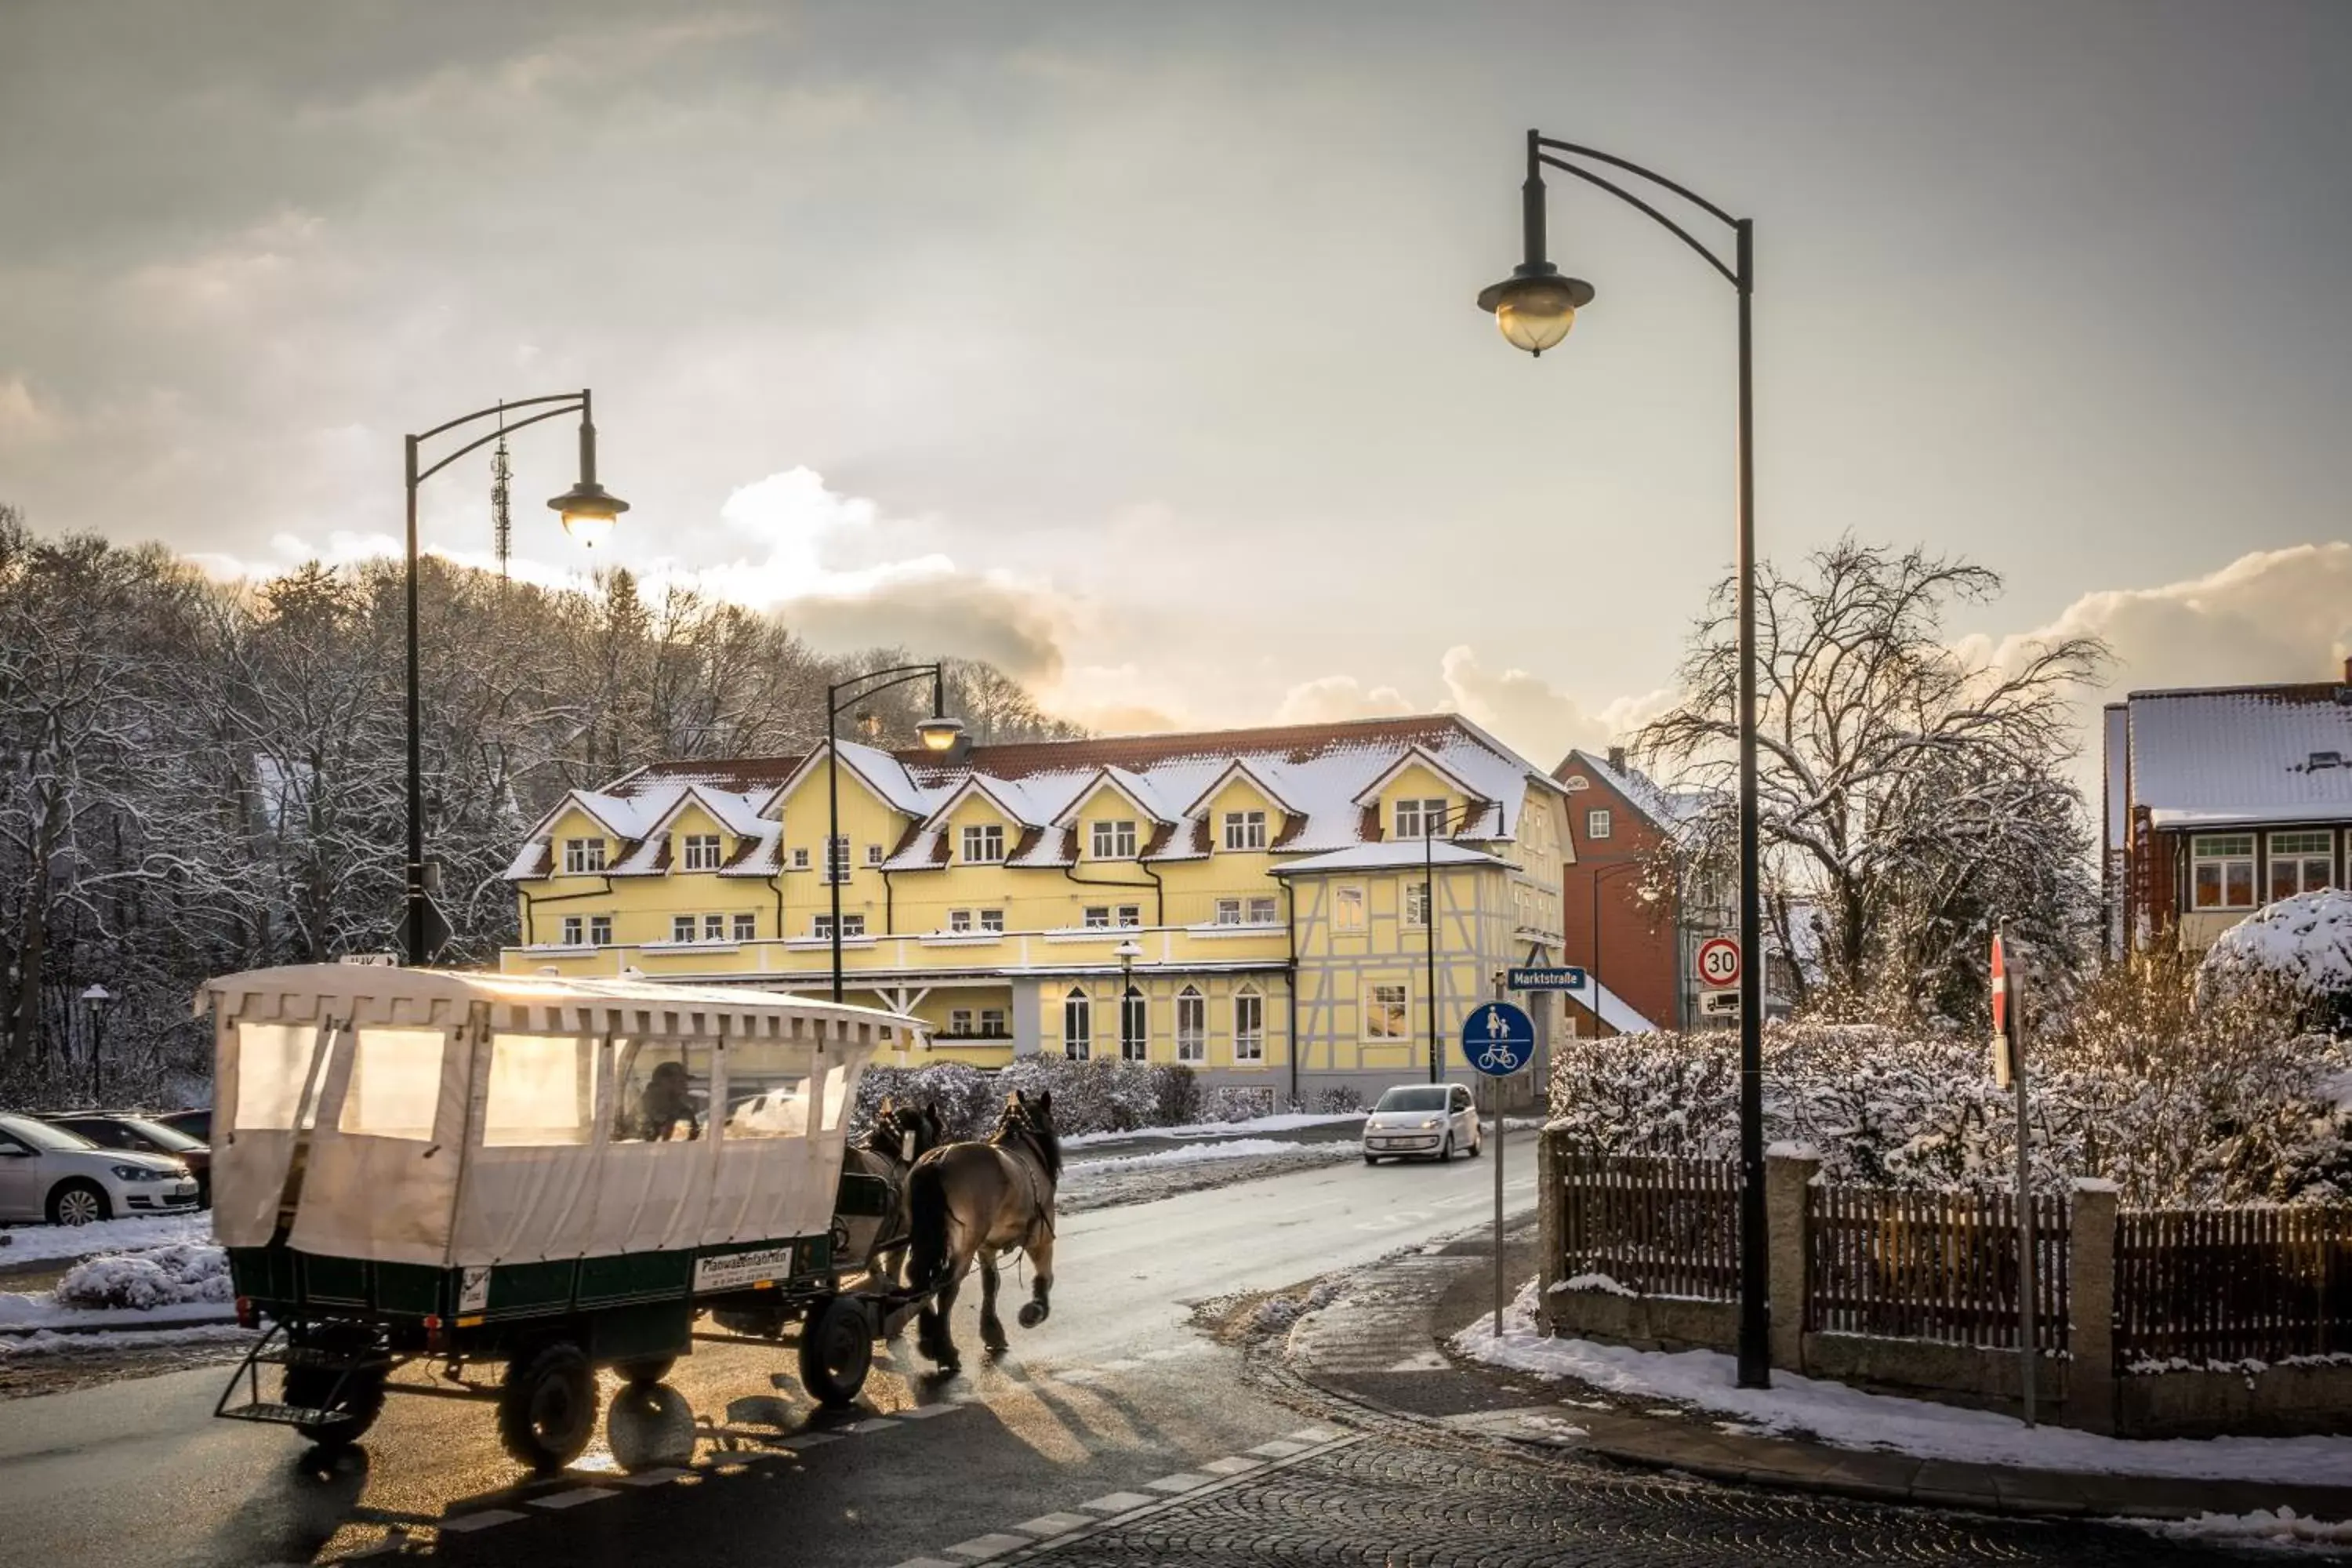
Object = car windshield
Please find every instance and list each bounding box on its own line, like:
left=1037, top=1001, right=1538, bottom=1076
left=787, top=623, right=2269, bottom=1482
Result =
left=1374, top=1087, right=1450, bottom=1112
left=0, top=1115, right=98, bottom=1152
left=112, top=1117, right=205, bottom=1152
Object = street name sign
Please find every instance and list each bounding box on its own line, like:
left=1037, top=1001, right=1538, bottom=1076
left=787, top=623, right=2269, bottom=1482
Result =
left=1461, top=1001, right=1535, bottom=1077
left=1507, top=965, right=1588, bottom=992
left=1695, top=936, right=1741, bottom=987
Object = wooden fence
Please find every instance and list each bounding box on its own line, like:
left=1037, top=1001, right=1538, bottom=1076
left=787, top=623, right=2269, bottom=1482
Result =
left=2114, top=1205, right=2352, bottom=1365
left=1557, top=1152, right=1741, bottom=1301
left=1805, top=1185, right=2071, bottom=1354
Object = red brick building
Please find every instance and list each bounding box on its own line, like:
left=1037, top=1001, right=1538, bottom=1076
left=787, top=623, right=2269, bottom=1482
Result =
left=1552, top=748, right=1727, bottom=1035
left=2104, top=661, right=2352, bottom=958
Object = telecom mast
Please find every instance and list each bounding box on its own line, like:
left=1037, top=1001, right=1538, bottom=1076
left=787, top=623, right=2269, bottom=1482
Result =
left=490, top=405, right=513, bottom=583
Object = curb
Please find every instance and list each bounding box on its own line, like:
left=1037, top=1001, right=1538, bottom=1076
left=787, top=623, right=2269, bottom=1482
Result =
left=0, top=1313, right=241, bottom=1338
left=1285, top=1246, right=2352, bottom=1529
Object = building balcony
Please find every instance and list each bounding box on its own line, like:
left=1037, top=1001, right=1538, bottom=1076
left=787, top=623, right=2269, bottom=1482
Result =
left=499, top=922, right=1290, bottom=983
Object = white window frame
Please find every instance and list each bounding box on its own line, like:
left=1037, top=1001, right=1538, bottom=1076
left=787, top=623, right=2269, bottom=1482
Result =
left=2190, top=833, right=2257, bottom=912
left=1247, top=895, right=1277, bottom=926
left=1120, top=985, right=1149, bottom=1062
left=980, top=1007, right=1008, bottom=1037
left=1214, top=898, right=1243, bottom=926
left=1333, top=884, right=1367, bottom=933
left=1394, top=797, right=1449, bottom=840
left=962, top=824, right=1006, bottom=864
left=1091, top=818, right=1138, bottom=859
left=949, top=1008, right=975, bottom=1036
left=979, top=909, right=1005, bottom=932
left=681, top=833, right=722, bottom=871
left=1116, top=904, right=1142, bottom=928
left=1083, top=906, right=1111, bottom=930
left=1175, top=985, right=1205, bottom=1062
left=672, top=915, right=696, bottom=943
left=866, top=843, right=885, bottom=866
left=949, top=909, right=974, bottom=934
left=731, top=912, right=756, bottom=942
left=560, top=915, right=584, bottom=946
left=1062, top=987, right=1091, bottom=1061
left=791, top=847, right=811, bottom=870
left=811, top=913, right=867, bottom=939
left=1364, top=982, right=1410, bottom=1041
left=562, top=837, right=606, bottom=875
left=1403, top=880, right=1429, bottom=930
left=1587, top=808, right=1613, bottom=841
left=702, top=913, right=726, bottom=942
left=826, top=834, right=851, bottom=884
left=2268, top=829, right=2336, bottom=901
left=1233, top=985, right=1265, bottom=1062
left=1223, top=810, right=1267, bottom=851
left=588, top=915, right=612, bottom=946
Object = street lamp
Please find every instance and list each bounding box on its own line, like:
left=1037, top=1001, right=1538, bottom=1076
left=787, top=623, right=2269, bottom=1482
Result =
left=824, top=665, right=966, bottom=1001
left=1479, top=130, right=1769, bottom=1388
left=404, top=390, right=627, bottom=966
left=79, top=984, right=114, bottom=1105
left=1113, top=938, right=1144, bottom=1062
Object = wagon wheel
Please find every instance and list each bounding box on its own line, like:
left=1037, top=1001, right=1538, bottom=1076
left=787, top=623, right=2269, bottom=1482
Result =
left=496, top=1341, right=600, bottom=1472
left=797, top=1294, right=873, bottom=1409
left=284, top=1326, right=388, bottom=1449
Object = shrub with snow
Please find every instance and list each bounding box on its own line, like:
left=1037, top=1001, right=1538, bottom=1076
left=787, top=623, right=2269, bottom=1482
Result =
left=1313, top=1084, right=1366, bottom=1115
left=2196, top=889, right=2352, bottom=1034
left=54, top=1243, right=230, bottom=1312
left=1202, top=1084, right=1282, bottom=1124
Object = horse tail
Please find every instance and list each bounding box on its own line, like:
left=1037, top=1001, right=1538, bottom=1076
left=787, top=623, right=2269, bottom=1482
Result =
left=906, top=1156, right=951, bottom=1290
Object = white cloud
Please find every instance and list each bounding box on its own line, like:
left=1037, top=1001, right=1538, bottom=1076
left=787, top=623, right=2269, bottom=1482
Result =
left=0, top=376, right=64, bottom=449
left=1271, top=649, right=1669, bottom=768
left=1273, top=673, right=1416, bottom=726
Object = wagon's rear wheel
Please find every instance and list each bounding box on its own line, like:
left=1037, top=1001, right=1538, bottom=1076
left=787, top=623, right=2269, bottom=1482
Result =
left=797, top=1294, right=873, bottom=1408
left=496, top=1341, right=600, bottom=1472
left=284, top=1327, right=387, bottom=1448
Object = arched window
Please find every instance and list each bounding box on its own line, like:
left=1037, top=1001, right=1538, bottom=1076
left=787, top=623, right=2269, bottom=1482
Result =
left=1062, top=986, right=1091, bottom=1061
left=1174, top=985, right=1205, bottom=1063
left=1120, top=985, right=1149, bottom=1062
left=1232, top=985, right=1265, bottom=1063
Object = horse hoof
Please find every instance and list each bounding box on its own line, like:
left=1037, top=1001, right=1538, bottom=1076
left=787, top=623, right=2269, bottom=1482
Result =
left=1018, top=1302, right=1048, bottom=1328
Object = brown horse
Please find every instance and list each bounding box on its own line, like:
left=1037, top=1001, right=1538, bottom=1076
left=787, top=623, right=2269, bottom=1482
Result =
left=846, top=1097, right=946, bottom=1290
left=906, top=1089, right=1061, bottom=1374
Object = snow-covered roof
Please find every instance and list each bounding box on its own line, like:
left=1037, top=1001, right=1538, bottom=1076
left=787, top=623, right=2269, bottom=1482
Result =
left=1270, top=840, right=1507, bottom=875
left=508, top=715, right=1564, bottom=882
left=1554, top=749, right=1710, bottom=833
left=2125, top=683, right=2352, bottom=830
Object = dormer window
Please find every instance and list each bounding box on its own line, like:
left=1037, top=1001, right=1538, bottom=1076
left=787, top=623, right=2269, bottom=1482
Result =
left=1090, top=819, right=1138, bottom=859
left=1222, top=810, right=1267, bottom=851
left=681, top=833, right=722, bottom=871
left=1393, top=798, right=1448, bottom=840
left=961, top=824, right=1006, bottom=864
left=562, top=837, right=607, bottom=874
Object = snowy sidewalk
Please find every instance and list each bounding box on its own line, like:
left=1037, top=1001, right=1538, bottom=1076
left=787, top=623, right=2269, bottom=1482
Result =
left=1283, top=1237, right=2352, bottom=1536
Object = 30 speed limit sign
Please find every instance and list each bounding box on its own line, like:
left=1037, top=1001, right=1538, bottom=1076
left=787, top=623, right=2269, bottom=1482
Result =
left=1695, top=936, right=1742, bottom=987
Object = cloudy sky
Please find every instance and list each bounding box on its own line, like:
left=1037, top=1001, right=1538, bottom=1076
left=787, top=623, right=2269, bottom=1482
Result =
left=4, top=0, right=2348, bottom=771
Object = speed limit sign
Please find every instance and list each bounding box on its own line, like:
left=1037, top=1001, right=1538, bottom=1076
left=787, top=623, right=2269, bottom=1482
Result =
left=1695, top=936, right=1741, bottom=987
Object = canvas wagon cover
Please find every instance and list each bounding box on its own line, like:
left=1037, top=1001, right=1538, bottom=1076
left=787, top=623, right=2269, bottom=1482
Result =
left=199, top=965, right=906, bottom=1269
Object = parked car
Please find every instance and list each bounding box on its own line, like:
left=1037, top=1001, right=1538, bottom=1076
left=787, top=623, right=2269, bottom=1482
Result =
left=0, top=1112, right=198, bottom=1226
left=154, top=1108, right=211, bottom=1143
left=1361, top=1083, right=1481, bottom=1163
left=42, top=1112, right=212, bottom=1207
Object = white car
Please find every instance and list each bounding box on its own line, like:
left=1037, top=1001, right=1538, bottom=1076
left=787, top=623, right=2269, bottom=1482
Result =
left=0, top=1112, right=199, bottom=1226
left=1362, top=1083, right=1482, bottom=1163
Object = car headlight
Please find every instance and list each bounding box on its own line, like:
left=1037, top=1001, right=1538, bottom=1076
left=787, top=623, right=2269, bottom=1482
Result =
left=1418, top=1117, right=1442, bottom=1129
left=111, top=1163, right=168, bottom=1181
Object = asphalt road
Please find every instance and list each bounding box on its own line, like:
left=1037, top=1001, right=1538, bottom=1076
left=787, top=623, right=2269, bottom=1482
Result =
left=0, top=1131, right=1541, bottom=1568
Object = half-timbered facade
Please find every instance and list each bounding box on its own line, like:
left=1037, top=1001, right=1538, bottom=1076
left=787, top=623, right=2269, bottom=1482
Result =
left=499, top=715, right=1573, bottom=1105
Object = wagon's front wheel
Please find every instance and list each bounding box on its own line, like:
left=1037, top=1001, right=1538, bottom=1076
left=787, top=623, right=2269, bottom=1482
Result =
left=497, top=1341, right=600, bottom=1472
left=797, top=1294, right=873, bottom=1408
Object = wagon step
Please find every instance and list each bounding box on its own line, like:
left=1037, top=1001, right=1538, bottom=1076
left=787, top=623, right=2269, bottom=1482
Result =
left=218, top=1399, right=361, bottom=1428
left=255, top=1344, right=388, bottom=1373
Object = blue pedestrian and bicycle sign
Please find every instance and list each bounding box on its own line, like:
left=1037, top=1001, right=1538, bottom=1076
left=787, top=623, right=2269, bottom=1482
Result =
left=1461, top=1001, right=1535, bottom=1076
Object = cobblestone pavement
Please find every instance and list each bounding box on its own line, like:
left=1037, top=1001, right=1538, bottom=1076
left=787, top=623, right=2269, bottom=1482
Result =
left=1032, top=1432, right=2251, bottom=1566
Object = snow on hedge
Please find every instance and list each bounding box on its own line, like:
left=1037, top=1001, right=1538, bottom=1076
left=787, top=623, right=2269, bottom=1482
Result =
left=1546, top=1018, right=2352, bottom=1207
left=54, top=1243, right=230, bottom=1312
left=2198, top=888, right=2352, bottom=1013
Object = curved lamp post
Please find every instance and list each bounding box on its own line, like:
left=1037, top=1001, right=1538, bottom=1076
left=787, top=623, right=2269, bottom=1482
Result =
left=824, top=665, right=966, bottom=1001
left=80, top=983, right=114, bottom=1105
left=403, top=390, right=628, bottom=966
left=1478, top=130, right=1768, bottom=1389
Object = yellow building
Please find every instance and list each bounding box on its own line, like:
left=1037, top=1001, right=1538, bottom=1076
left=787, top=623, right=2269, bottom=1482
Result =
left=500, top=715, right=1573, bottom=1108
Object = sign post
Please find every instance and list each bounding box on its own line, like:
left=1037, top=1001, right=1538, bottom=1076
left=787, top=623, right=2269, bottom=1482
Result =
left=1992, top=923, right=2035, bottom=1428
left=1462, top=996, right=1535, bottom=1339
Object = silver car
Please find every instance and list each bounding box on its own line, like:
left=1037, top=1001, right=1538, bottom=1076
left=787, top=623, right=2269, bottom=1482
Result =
left=0, top=1112, right=198, bottom=1226
left=1362, top=1083, right=1482, bottom=1163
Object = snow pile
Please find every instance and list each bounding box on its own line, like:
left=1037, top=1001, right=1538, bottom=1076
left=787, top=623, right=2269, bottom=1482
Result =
left=1556, top=1272, right=1636, bottom=1298
left=1067, top=1138, right=1359, bottom=1174
left=0, top=1323, right=252, bottom=1356
left=1547, top=1018, right=2352, bottom=1207
left=1064, top=1112, right=1361, bottom=1149
left=53, top=1243, right=230, bottom=1312
left=1456, top=1279, right=2352, bottom=1486
left=1250, top=1276, right=1350, bottom=1336
left=2147, top=1508, right=2352, bottom=1548
left=0, top=1211, right=209, bottom=1264
left=2199, top=889, right=2352, bottom=1029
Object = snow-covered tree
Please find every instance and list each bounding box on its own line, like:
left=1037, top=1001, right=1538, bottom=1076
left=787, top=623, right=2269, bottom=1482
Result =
left=1636, top=539, right=2105, bottom=1022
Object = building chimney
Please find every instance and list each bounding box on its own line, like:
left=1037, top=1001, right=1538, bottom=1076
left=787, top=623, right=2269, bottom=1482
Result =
left=1607, top=746, right=1627, bottom=773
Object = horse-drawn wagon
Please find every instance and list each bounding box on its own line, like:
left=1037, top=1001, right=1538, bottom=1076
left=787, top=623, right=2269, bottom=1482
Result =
left=200, top=964, right=937, bottom=1469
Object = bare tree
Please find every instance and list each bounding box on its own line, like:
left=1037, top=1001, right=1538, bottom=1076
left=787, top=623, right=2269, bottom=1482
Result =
left=1637, top=539, right=2105, bottom=1021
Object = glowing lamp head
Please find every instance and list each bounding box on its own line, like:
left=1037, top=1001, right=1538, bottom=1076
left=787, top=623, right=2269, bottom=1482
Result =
left=547, top=481, right=629, bottom=549
left=915, top=714, right=967, bottom=753
left=1475, top=264, right=1595, bottom=358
